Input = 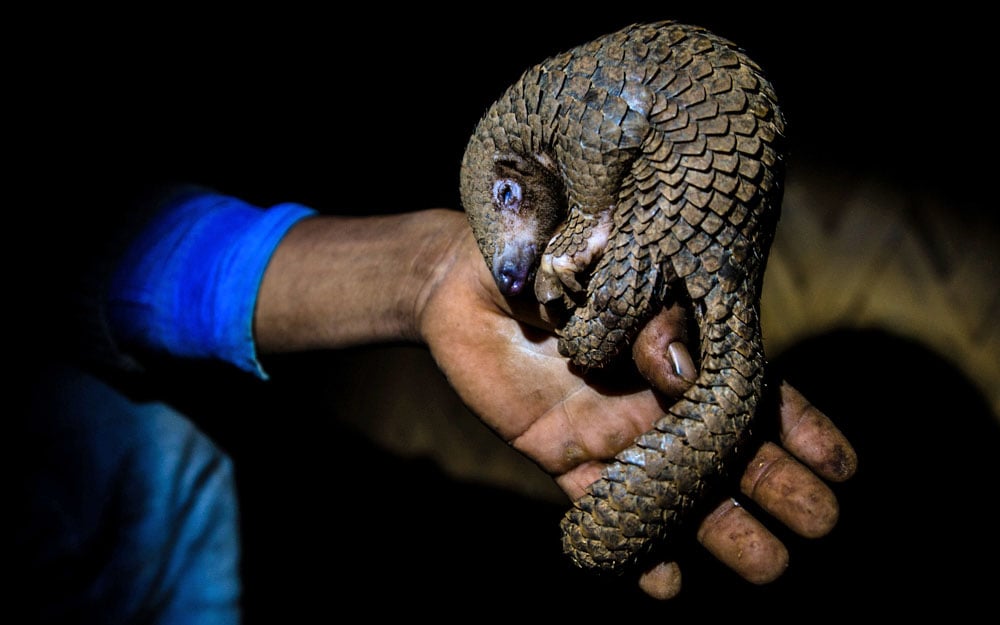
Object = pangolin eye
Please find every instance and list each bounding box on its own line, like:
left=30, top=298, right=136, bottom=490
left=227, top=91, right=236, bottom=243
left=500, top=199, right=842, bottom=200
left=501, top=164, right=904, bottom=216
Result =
left=492, top=179, right=522, bottom=211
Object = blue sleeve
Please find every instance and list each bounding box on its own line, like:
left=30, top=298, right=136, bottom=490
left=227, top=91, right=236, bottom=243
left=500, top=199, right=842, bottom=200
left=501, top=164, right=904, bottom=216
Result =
left=106, top=189, right=317, bottom=379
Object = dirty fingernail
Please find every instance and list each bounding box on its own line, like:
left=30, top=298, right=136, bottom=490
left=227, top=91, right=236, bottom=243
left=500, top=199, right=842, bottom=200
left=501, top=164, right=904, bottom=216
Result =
left=668, top=342, right=697, bottom=382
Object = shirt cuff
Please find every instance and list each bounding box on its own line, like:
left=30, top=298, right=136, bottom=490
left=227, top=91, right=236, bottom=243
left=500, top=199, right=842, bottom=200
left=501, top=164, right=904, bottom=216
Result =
left=107, top=190, right=317, bottom=379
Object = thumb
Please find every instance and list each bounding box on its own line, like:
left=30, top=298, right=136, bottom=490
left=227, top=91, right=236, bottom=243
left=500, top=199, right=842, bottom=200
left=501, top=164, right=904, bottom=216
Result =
left=632, top=304, right=697, bottom=397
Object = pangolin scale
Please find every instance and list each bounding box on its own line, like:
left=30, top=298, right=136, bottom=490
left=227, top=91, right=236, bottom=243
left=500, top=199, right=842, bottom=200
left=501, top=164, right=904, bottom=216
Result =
left=460, top=21, right=785, bottom=573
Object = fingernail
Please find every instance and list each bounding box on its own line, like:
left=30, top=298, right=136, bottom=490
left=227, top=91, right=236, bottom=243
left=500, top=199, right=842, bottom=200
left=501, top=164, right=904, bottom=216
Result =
left=638, top=561, right=683, bottom=600
left=668, top=342, right=697, bottom=382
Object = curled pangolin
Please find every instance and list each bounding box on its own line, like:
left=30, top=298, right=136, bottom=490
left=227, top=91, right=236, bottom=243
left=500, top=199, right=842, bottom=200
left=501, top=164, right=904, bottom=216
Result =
left=459, top=20, right=786, bottom=573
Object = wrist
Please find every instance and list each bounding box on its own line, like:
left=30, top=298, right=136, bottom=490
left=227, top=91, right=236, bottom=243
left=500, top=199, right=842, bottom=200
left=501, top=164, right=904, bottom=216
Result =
left=408, top=209, right=475, bottom=342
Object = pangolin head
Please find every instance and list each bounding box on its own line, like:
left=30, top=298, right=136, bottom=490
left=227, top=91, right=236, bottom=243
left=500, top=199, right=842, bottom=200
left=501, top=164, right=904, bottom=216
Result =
left=460, top=123, right=565, bottom=298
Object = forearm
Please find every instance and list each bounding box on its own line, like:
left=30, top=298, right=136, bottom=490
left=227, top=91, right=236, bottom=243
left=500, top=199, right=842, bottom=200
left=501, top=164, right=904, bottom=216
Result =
left=254, top=208, right=469, bottom=353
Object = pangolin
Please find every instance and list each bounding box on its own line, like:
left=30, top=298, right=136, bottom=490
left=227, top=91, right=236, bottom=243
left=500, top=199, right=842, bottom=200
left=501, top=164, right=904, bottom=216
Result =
left=459, top=21, right=786, bottom=573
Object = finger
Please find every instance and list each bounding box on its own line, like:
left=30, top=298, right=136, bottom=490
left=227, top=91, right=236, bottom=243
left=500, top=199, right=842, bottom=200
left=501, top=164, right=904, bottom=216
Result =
left=637, top=561, right=683, bottom=600
left=696, top=498, right=789, bottom=585
left=632, top=304, right=697, bottom=397
left=740, top=441, right=839, bottom=538
left=778, top=382, right=858, bottom=483
left=554, top=461, right=606, bottom=501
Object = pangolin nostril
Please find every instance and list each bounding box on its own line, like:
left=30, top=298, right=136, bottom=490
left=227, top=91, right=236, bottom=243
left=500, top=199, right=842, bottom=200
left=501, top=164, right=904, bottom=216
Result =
left=495, top=262, right=528, bottom=296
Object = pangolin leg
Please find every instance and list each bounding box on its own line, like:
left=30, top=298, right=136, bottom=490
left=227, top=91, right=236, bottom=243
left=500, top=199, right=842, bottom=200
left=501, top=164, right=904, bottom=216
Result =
left=534, top=206, right=613, bottom=306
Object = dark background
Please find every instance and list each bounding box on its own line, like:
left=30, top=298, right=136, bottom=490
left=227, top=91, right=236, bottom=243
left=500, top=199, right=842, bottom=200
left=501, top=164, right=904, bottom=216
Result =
left=27, top=7, right=997, bottom=217
left=17, top=6, right=999, bottom=621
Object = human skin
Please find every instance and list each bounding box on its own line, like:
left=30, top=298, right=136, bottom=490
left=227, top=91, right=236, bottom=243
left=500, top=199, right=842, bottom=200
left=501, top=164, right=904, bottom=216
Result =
left=253, top=208, right=857, bottom=600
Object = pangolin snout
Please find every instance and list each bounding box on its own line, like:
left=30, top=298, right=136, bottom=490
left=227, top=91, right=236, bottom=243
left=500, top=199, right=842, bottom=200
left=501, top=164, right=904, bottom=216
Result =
left=493, top=242, right=537, bottom=297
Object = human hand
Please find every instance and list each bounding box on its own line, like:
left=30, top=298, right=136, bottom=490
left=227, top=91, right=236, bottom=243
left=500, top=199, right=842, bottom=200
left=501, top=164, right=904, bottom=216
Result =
left=419, top=218, right=857, bottom=600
